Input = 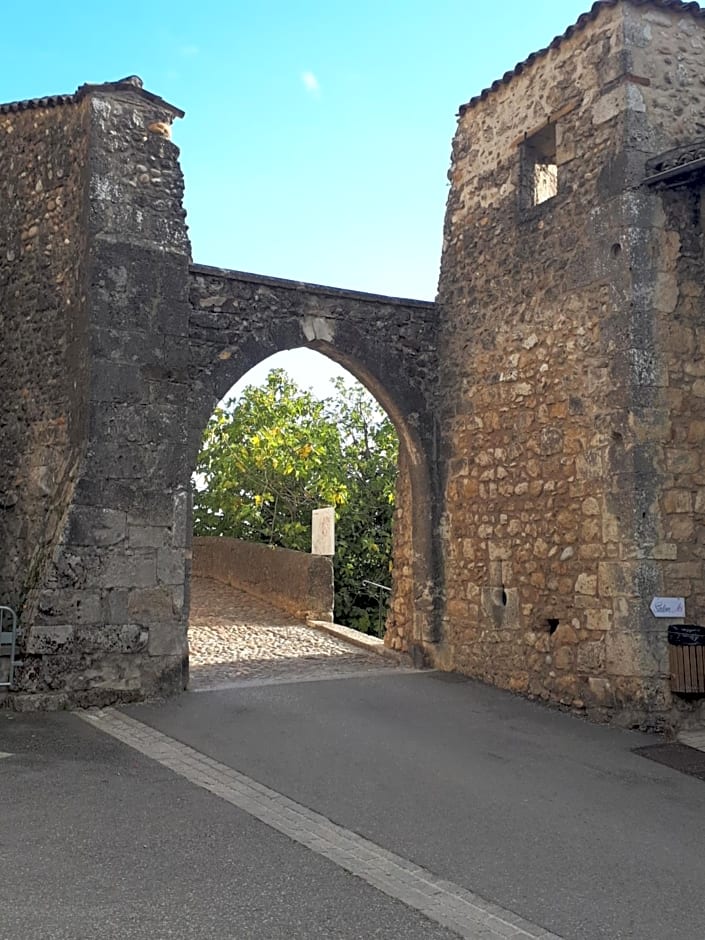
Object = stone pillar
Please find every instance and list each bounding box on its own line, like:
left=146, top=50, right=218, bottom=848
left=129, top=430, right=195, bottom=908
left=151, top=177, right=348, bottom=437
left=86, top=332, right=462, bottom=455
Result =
left=17, top=80, right=192, bottom=706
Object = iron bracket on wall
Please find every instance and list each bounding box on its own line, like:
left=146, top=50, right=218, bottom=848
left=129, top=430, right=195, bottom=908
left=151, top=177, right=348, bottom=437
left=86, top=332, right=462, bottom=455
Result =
left=644, top=139, right=705, bottom=188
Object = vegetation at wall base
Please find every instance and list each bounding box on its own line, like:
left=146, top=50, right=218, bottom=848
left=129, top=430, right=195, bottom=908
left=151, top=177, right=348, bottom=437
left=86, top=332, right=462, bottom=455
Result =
left=193, top=369, right=398, bottom=634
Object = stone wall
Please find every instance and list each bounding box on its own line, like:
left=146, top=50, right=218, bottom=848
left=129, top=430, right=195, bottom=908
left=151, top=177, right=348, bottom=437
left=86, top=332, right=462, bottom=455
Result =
left=625, top=4, right=705, bottom=725
left=435, top=0, right=705, bottom=728
left=187, top=265, right=441, bottom=653
left=0, top=80, right=441, bottom=708
left=0, top=98, right=90, bottom=625
left=193, top=537, right=334, bottom=623
left=6, top=81, right=193, bottom=708
left=4, top=1, right=705, bottom=726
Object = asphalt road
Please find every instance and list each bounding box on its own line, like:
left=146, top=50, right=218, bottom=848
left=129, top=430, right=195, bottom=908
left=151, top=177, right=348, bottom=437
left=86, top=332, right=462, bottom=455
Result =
left=128, top=672, right=705, bottom=940
left=0, top=710, right=454, bottom=940
left=2, top=670, right=705, bottom=939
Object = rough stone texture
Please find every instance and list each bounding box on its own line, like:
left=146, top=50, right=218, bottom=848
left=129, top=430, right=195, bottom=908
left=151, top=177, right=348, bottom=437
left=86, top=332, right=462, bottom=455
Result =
left=4, top=1, right=705, bottom=728
left=0, top=97, right=90, bottom=622
left=188, top=575, right=401, bottom=689
left=192, top=536, right=334, bottom=623
left=187, top=265, right=440, bottom=653
left=435, top=0, right=705, bottom=729
left=0, top=81, right=439, bottom=709
left=1, top=81, right=191, bottom=708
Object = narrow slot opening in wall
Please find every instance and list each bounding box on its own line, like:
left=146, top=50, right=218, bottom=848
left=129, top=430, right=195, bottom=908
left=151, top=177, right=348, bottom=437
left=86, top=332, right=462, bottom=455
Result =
left=546, top=618, right=560, bottom=635
left=523, top=124, right=558, bottom=207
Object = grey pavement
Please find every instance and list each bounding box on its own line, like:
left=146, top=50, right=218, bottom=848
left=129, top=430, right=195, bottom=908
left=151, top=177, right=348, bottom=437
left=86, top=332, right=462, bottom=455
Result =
left=80, top=707, right=557, bottom=940
left=126, top=672, right=705, bottom=940
left=0, top=710, right=455, bottom=940
left=2, top=669, right=705, bottom=940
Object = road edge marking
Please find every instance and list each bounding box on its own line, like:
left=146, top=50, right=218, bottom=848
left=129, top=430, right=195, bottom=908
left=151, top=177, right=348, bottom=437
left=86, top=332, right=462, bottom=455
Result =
left=79, top=707, right=562, bottom=940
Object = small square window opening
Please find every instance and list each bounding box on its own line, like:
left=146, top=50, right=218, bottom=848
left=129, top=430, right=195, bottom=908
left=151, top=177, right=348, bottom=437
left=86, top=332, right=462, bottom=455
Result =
left=523, top=124, right=558, bottom=207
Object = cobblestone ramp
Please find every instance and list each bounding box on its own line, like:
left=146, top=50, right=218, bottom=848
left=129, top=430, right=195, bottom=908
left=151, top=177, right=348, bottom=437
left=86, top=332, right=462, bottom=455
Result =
left=188, top=577, right=404, bottom=690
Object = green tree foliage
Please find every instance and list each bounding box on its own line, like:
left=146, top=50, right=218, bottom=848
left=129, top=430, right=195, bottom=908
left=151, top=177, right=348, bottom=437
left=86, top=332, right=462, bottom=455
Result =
left=193, top=369, right=398, bottom=634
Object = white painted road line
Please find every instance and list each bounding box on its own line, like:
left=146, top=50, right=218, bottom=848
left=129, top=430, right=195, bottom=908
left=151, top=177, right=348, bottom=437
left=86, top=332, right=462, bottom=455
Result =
left=189, top=666, right=428, bottom=693
left=0, top=751, right=12, bottom=759
left=80, top=708, right=563, bottom=940
left=678, top=730, right=705, bottom=753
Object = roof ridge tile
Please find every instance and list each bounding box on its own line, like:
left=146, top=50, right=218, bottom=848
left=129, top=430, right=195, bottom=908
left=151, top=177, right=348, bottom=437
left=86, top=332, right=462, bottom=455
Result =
left=458, top=0, right=704, bottom=116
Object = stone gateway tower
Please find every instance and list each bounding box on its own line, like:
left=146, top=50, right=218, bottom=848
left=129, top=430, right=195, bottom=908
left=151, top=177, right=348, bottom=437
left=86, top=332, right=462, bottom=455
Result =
left=2, top=1, right=705, bottom=729
left=435, top=0, right=705, bottom=728
left=0, top=78, right=193, bottom=705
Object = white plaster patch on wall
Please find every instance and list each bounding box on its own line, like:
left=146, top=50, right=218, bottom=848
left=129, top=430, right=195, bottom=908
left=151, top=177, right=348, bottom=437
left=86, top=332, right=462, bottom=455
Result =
left=91, top=175, right=120, bottom=203
left=302, top=315, right=336, bottom=344
left=625, top=83, right=646, bottom=113
left=642, top=10, right=675, bottom=27
left=90, top=97, right=111, bottom=117
left=629, top=348, right=657, bottom=386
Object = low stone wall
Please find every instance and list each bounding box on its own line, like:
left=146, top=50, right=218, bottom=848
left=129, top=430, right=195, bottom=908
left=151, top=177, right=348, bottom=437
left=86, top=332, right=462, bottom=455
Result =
left=192, top=537, right=334, bottom=623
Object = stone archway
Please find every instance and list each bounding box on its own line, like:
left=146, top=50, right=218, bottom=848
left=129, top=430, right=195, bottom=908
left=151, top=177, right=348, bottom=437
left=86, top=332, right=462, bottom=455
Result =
left=186, top=265, right=440, bottom=654
left=0, top=78, right=441, bottom=708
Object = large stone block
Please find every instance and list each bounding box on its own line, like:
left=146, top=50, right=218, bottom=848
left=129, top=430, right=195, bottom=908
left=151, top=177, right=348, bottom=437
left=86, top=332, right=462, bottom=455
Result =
left=128, top=525, right=170, bottom=549
left=128, top=586, right=175, bottom=622
left=25, top=624, right=74, bottom=655
left=147, top=620, right=187, bottom=656
left=101, top=551, right=157, bottom=589
left=73, top=624, right=148, bottom=653
left=68, top=506, right=127, bottom=547
left=606, top=630, right=668, bottom=678
left=157, top=548, right=186, bottom=586
left=91, top=360, right=144, bottom=403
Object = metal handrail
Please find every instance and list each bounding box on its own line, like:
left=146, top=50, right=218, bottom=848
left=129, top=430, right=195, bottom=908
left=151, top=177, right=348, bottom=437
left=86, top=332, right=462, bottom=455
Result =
left=362, top=579, right=391, bottom=594
left=362, top=579, right=391, bottom=635
left=0, top=606, right=17, bottom=689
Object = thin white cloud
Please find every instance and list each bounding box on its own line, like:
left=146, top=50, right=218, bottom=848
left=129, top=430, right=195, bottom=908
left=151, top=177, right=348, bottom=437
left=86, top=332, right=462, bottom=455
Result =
left=301, top=71, right=320, bottom=97
left=180, top=44, right=200, bottom=58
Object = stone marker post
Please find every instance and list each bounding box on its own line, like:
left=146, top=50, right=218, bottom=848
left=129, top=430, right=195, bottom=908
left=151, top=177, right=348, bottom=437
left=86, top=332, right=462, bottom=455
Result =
left=311, top=508, right=335, bottom=556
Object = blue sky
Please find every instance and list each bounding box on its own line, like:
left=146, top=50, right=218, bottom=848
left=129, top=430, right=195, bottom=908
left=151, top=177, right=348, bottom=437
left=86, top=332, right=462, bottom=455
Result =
left=2, top=0, right=591, bottom=394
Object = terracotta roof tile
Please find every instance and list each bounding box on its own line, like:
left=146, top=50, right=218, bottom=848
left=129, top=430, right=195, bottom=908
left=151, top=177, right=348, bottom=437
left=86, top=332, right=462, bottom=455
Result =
left=459, top=0, right=705, bottom=115
left=0, top=93, right=75, bottom=115
left=0, top=76, right=184, bottom=119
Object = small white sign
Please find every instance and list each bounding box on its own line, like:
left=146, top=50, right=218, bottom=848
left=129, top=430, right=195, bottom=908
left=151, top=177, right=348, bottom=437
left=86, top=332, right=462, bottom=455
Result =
left=311, top=507, right=335, bottom=556
left=650, top=597, right=685, bottom=618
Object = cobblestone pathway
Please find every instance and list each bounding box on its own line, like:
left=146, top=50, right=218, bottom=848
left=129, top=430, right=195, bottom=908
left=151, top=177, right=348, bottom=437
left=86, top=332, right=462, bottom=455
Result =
left=188, top=577, right=405, bottom=690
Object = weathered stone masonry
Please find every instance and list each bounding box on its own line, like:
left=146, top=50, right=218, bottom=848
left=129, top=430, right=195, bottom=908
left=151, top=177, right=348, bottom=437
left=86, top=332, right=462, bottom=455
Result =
left=3, top=1, right=705, bottom=729
left=436, top=0, right=705, bottom=728
left=0, top=92, right=90, bottom=649
left=1, top=79, right=194, bottom=706
left=0, top=78, right=438, bottom=708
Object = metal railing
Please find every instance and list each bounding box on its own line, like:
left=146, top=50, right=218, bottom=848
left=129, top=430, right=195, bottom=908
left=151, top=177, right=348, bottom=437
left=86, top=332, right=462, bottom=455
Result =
left=362, top=579, right=391, bottom=636
left=0, top=606, right=17, bottom=689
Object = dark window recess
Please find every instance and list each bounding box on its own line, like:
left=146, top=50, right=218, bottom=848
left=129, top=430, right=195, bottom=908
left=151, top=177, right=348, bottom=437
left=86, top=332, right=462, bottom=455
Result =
left=522, top=124, right=558, bottom=207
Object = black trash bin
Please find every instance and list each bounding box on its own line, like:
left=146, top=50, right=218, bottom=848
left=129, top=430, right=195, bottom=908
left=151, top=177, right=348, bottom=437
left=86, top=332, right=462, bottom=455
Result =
left=668, top=624, right=705, bottom=695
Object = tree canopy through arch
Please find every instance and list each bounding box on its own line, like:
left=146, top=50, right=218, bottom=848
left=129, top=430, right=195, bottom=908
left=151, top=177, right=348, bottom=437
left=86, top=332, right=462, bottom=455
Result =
left=193, top=369, right=398, bottom=633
